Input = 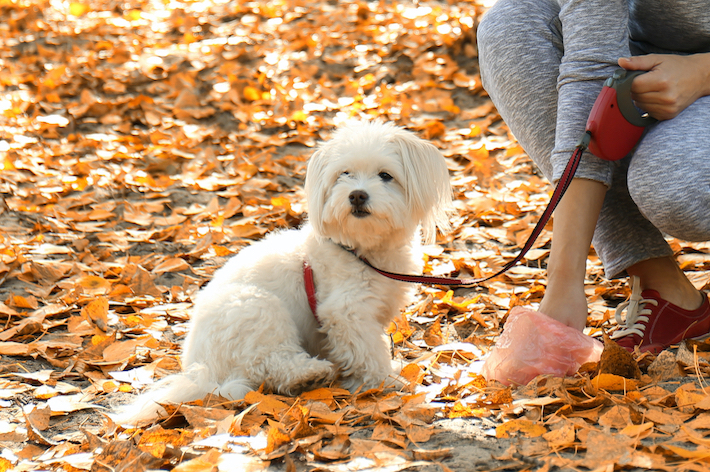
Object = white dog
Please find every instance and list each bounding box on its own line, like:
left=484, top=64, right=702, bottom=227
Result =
left=114, top=120, right=452, bottom=424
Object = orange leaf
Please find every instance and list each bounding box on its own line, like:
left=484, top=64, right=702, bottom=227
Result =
left=172, top=449, right=222, bottom=472
left=591, top=373, right=639, bottom=391
left=400, top=363, right=424, bottom=384
left=620, top=422, right=654, bottom=438
left=447, top=402, right=488, bottom=419
left=265, top=425, right=292, bottom=454
left=506, top=144, right=525, bottom=157
left=0, top=457, right=13, bottom=472
left=8, top=295, right=38, bottom=309
left=542, top=420, right=576, bottom=447
left=78, top=275, right=112, bottom=295
left=676, top=385, right=707, bottom=414
left=244, top=391, right=289, bottom=416
left=152, top=258, right=191, bottom=275
left=300, top=388, right=336, bottom=408
left=210, top=245, right=233, bottom=257
left=81, top=298, right=109, bottom=331
left=663, top=444, right=710, bottom=461
left=372, top=423, right=407, bottom=448
left=122, top=264, right=163, bottom=297
left=404, top=423, right=433, bottom=443
left=87, top=209, right=115, bottom=220
left=271, top=196, right=292, bottom=212
left=496, top=418, right=546, bottom=439
left=439, top=290, right=481, bottom=311
left=1, top=156, right=15, bottom=171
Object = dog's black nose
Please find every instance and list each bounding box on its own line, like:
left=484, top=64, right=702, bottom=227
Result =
left=349, top=190, right=369, bottom=206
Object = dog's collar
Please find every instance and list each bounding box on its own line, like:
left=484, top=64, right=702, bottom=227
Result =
left=332, top=241, right=358, bottom=257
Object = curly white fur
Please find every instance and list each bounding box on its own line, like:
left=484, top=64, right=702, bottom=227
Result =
left=112, top=120, right=452, bottom=425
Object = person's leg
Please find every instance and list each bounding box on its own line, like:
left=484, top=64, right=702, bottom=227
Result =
left=605, top=95, right=710, bottom=352
left=625, top=94, right=710, bottom=309
left=478, top=0, right=593, bottom=328
left=477, top=0, right=561, bottom=181
left=477, top=0, right=679, bottom=328
left=591, top=159, right=676, bottom=280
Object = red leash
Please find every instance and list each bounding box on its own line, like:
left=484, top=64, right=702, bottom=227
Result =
left=359, top=134, right=589, bottom=287
left=304, top=136, right=588, bottom=318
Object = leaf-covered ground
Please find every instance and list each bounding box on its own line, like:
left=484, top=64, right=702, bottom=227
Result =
left=1, top=0, right=710, bottom=470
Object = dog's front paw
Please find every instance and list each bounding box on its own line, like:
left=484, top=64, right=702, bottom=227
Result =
left=287, top=358, right=335, bottom=395
left=340, top=369, right=402, bottom=393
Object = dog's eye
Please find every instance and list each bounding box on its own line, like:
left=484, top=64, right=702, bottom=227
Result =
left=378, top=172, right=393, bottom=182
left=341, top=171, right=351, bottom=178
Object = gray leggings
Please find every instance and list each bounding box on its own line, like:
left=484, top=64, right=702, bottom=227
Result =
left=477, top=0, right=710, bottom=278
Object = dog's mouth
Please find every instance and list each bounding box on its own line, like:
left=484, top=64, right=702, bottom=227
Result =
left=351, top=208, right=371, bottom=218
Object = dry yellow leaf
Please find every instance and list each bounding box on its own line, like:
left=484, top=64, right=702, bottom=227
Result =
left=244, top=391, right=289, bottom=416
left=300, top=388, right=336, bottom=408
left=78, top=276, right=112, bottom=295
left=400, top=363, right=424, bottom=384
left=172, top=449, right=222, bottom=472
left=152, top=257, right=191, bottom=274
left=591, top=373, right=639, bottom=391
left=663, top=444, right=710, bottom=461
left=620, top=422, right=654, bottom=438
left=9, top=294, right=38, bottom=309
left=543, top=420, right=576, bottom=448
left=81, top=298, right=109, bottom=331
left=676, top=385, right=707, bottom=414
left=496, top=418, right=546, bottom=439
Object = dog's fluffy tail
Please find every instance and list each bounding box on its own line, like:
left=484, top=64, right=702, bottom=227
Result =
left=110, top=364, right=252, bottom=427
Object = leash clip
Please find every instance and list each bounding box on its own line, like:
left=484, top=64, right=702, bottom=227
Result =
left=576, top=130, right=592, bottom=150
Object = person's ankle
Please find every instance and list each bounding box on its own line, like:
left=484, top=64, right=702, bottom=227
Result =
left=650, top=283, right=705, bottom=311
left=626, top=257, right=705, bottom=311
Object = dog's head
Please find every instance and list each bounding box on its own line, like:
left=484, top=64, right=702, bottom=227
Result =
left=305, top=120, right=452, bottom=251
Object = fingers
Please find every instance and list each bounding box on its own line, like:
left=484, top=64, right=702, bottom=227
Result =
left=617, top=54, right=701, bottom=120
left=618, top=55, right=664, bottom=94
left=618, top=55, right=659, bottom=72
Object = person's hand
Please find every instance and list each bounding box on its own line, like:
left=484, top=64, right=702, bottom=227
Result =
left=618, top=53, right=710, bottom=121
left=539, top=282, right=588, bottom=332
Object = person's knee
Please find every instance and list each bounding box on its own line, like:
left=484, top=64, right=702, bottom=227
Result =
left=477, top=1, right=508, bottom=59
left=478, top=0, right=560, bottom=91
left=629, top=106, right=710, bottom=242
left=629, top=176, right=710, bottom=241
left=477, top=0, right=517, bottom=87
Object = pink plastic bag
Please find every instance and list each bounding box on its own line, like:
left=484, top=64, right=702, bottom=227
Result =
left=481, top=307, right=603, bottom=386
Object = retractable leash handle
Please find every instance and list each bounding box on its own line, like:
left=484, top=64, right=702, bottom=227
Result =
left=586, top=69, right=657, bottom=160
left=362, top=69, right=655, bottom=286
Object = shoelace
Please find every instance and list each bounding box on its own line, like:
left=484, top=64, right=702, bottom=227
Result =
left=610, top=275, right=659, bottom=340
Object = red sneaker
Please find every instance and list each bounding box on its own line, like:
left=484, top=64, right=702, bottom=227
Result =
left=611, top=276, right=710, bottom=354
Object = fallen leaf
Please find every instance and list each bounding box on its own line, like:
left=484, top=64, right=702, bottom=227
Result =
left=81, top=297, right=109, bottom=331
left=496, top=418, right=546, bottom=439
left=591, top=373, right=640, bottom=391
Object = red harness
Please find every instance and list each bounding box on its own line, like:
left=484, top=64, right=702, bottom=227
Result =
left=303, top=260, right=320, bottom=324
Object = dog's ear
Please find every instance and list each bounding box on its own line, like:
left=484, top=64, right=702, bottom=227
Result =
left=390, top=130, right=453, bottom=243
left=304, top=146, right=329, bottom=234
